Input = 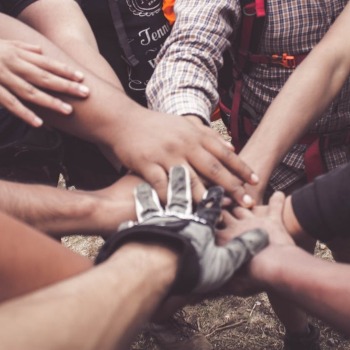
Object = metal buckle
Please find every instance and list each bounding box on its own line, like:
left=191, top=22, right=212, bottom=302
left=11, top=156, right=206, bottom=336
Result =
left=243, top=3, right=256, bottom=16
left=271, top=53, right=296, bottom=69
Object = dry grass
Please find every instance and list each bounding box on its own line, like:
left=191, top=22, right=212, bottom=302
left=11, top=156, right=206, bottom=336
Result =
left=62, top=120, right=350, bottom=350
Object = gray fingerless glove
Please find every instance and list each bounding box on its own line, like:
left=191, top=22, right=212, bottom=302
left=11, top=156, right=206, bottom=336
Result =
left=95, top=166, right=268, bottom=294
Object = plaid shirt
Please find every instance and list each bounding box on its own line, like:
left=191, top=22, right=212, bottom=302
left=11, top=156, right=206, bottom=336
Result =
left=147, top=0, right=350, bottom=190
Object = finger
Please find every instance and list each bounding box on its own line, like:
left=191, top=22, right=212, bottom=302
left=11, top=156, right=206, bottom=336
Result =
left=267, top=191, right=285, bottom=218
left=221, top=210, right=237, bottom=226
left=195, top=186, right=224, bottom=226
left=0, top=85, right=43, bottom=127
left=251, top=205, right=268, bottom=216
left=215, top=211, right=238, bottom=245
left=186, top=165, right=207, bottom=203
left=226, top=228, right=269, bottom=266
left=13, top=55, right=89, bottom=97
left=11, top=40, right=42, bottom=54
left=232, top=206, right=254, bottom=219
left=18, top=49, right=85, bottom=82
left=166, top=165, right=192, bottom=215
left=204, top=129, right=259, bottom=185
left=188, top=148, right=254, bottom=206
left=141, top=164, right=169, bottom=203
left=2, top=71, right=74, bottom=115
left=134, top=182, right=163, bottom=223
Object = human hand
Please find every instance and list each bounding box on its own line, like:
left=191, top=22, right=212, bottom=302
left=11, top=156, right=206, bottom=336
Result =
left=216, top=192, right=295, bottom=296
left=0, top=39, right=90, bottom=127
left=217, top=191, right=294, bottom=246
left=114, top=110, right=259, bottom=207
left=96, top=165, right=268, bottom=294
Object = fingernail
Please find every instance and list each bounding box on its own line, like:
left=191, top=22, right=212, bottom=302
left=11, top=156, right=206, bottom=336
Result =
left=250, top=173, right=259, bottom=184
left=74, top=71, right=84, bottom=80
left=78, top=84, right=90, bottom=95
left=61, top=103, right=73, bottom=114
left=33, top=116, right=43, bottom=127
left=243, top=194, right=253, bottom=206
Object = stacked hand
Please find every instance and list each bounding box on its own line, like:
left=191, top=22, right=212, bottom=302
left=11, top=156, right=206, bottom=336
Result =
left=0, top=39, right=90, bottom=127
left=96, top=165, right=268, bottom=294
left=216, top=191, right=296, bottom=296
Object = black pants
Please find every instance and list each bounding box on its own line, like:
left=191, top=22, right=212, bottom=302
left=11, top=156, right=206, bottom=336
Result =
left=0, top=109, right=120, bottom=189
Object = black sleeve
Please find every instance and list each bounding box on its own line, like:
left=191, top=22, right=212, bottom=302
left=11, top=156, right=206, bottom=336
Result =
left=291, top=163, right=350, bottom=242
left=0, top=0, right=38, bottom=16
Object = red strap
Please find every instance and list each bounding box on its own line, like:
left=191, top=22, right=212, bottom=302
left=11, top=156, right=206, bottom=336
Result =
left=255, top=0, right=265, bottom=17
left=230, top=79, right=244, bottom=152
left=237, top=4, right=256, bottom=70
left=304, top=138, right=326, bottom=182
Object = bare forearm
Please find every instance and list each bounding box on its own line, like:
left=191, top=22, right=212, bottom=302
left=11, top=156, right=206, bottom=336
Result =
left=0, top=14, right=145, bottom=164
left=0, top=175, right=138, bottom=237
left=0, top=243, right=178, bottom=350
left=19, top=0, right=123, bottom=89
left=254, top=246, right=350, bottom=335
left=0, top=179, right=98, bottom=234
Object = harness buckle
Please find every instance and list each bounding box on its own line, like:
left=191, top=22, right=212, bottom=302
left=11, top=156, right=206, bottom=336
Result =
left=271, top=53, right=296, bottom=69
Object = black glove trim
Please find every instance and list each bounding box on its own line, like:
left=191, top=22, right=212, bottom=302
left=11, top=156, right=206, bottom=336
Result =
left=95, top=223, right=201, bottom=294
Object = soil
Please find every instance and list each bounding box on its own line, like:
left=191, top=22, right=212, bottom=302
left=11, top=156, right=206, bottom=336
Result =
left=62, top=120, right=350, bottom=350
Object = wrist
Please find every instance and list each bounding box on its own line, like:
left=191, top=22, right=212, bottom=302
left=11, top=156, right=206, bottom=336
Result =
left=249, top=245, right=300, bottom=290
left=239, top=145, right=277, bottom=186
left=112, top=242, right=179, bottom=290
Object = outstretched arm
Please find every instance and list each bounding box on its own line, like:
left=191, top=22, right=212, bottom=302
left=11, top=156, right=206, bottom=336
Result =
left=239, top=3, right=350, bottom=200
left=0, top=175, right=141, bottom=237
left=0, top=240, right=179, bottom=350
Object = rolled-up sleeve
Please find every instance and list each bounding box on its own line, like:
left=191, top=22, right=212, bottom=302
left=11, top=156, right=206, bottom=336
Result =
left=146, top=0, right=241, bottom=123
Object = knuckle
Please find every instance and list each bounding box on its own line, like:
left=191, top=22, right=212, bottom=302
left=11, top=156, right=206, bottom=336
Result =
left=4, top=93, right=19, bottom=108
left=24, top=83, right=36, bottom=97
left=40, top=70, right=50, bottom=82
left=209, top=161, right=222, bottom=179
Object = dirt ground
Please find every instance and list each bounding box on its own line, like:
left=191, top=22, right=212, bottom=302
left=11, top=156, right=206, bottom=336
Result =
left=62, top=120, right=350, bottom=350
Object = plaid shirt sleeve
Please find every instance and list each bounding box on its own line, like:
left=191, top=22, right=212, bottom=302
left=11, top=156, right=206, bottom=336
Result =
left=146, top=0, right=241, bottom=123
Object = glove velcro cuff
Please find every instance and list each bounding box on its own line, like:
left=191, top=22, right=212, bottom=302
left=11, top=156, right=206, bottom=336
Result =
left=95, top=224, right=200, bottom=294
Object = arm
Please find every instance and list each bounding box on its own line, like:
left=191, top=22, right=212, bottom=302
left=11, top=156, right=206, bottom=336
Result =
left=18, top=0, right=123, bottom=89
left=283, top=163, right=350, bottom=243
left=239, top=2, right=350, bottom=200
left=0, top=13, right=257, bottom=205
left=250, top=245, right=350, bottom=336
left=0, top=211, right=92, bottom=302
left=218, top=192, right=350, bottom=336
left=0, top=39, right=90, bottom=127
left=0, top=175, right=142, bottom=237
left=0, top=241, right=179, bottom=350
left=147, top=0, right=240, bottom=123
